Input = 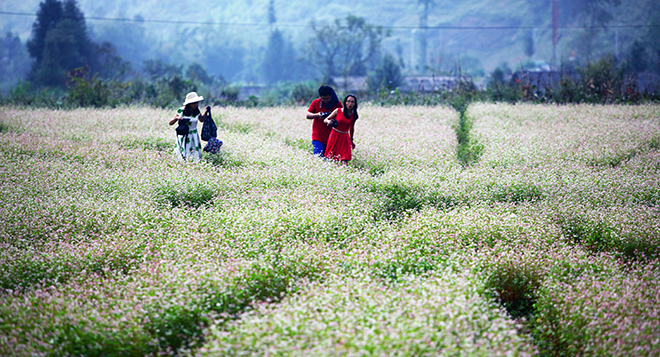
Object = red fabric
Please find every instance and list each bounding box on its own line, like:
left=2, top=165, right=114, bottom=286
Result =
left=325, top=109, right=354, bottom=161
left=308, top=98, right=342, bottom=144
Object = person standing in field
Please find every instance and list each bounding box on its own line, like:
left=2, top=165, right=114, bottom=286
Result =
left=306, top=85, right=342, bottom=156
left=169, top=92, right=209, bottom=161
left=323, top=94, right=358, bottom=163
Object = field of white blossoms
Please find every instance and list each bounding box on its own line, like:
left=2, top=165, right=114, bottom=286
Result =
left=0, top=102, right=659, bottom=356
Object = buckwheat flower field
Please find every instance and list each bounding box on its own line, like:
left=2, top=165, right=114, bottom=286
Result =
left=0, top=103, right=658, bottom=356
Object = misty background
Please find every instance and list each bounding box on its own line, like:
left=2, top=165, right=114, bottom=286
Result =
left=1, top=0, right=658, bottom=96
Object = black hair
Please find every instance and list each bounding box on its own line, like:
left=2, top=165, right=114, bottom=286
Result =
left=182, top=103, right=201, bottom=117
left=318, top=85, right=333, bottom=97
left=343, top=94, right=359, bottom=121
left=318, top=85, right=339, bottom=112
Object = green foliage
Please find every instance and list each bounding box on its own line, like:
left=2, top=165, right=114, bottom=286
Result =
left=484, top=55, right=660, bottom=105
left=587, top=148, right=640, bottom=168
left=1, top=80, right=63, bottom=107
left=203, top=151, right=244, bottom=169
left=377, top=258, right=436, bottom=282
left=629, top=40, right=648, bottom=73
left=6, top=48, right=659, bottom=108
left=487, top=69, right=521, bottom=103
left=454, top=102, right=484, bottom=168
left=143, top=59, right=182, bottom=80
left=119, top=136, right=172, bottom=151
left=290, top=81, right=318, bottom=105
left=483, top=263, right=542, bottom=319
left=283, top=137, right=310, bottom=152
left=568, top=0, right=621, bottom=60
left=368, top=53, right=404, bottom=92
left=490, top=183, right=544, bottom=203
left=350, top=157, right=388, bottom=177
left=2, top=103, right=660, bottom=356
left=150, top=75, right=198, bottom=108
left=220, top=84, right=240, bottom=103
left=262, top=29, right=297, bottom=84
left=260, top=81, right=318, bottom=106
left=1, top=249, right=142, bottom=292
left=186, top=62, right=214, bottom=85
left=644, top=13, right=660, bottom=73
left=0, top=32, right=31, bottom=93
left=148, top=305, right=206, bottom=352
left=26, top=0, right=127, bottom=88
left=368, top=181, right=459, bottom=221
left=556, top=56, right=628, bottom=104
left=457, top=138, right=484, bottom=167
left=220, top=122, right=253, bottom=134
left=65, top=72, right=119, bottom=108
left=371, top=182, right=426, bottom=220
left=308, top=15, right=390, bottom=77
left=155, top=181, right=218, bottom=208
left=555, top=214, right=660, bottom=261
left=48, top=323, right=154, bottom=357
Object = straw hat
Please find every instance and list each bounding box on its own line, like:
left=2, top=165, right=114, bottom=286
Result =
left=183, top=92, right=204, bottom=105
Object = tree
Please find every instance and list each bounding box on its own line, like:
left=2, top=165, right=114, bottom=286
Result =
left=26, top=0, right=105, bottom=87
left=629, top=40, right=647, bottom=73
left=644, top=12, right=660, bottom=73
left=186, top=62, right=214, bottom=85
left=92, top=41, right=132, bottom=80
left=92, top=14, right=151, bottom=67
left=142, top=59, right=182, bottom=80
left=308, top=15, right=390, bottom=78
left=368, top=53, right=404, bottom=92
left=0, top=32, right=31, bottom=91
left=26, top=0, right=63, bottom=66
left=268, top=0, right=276, bottom=26
left=262, top=29, right=297, bottom=84
left=570, top=0, right=621, bottom=61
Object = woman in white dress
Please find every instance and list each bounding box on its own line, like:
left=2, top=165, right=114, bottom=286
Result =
left=169, top=92, right=209, bottom=161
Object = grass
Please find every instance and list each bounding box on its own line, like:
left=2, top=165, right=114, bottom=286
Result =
left=1, top=103, right=659, bottom=356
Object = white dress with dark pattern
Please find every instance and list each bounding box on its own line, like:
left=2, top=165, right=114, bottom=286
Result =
left=174, top=107, right=202, bottom=161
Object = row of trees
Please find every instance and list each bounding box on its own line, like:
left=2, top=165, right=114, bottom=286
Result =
left=2, top=0, right=659, bottom=106
left=2, top=0, right=403, bottom=96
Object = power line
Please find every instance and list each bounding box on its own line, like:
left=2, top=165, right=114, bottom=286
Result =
left=0, top=10, right=657, bottom=30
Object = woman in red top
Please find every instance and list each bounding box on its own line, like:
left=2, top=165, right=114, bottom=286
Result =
left=306, top=85, right=342, bottom=157
left=323, top=94, right=358, bottom=162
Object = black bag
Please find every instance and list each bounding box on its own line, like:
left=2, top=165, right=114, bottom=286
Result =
left=175, top=118, right=190, bottom=136
left=201, top=112, right=217, bottom=141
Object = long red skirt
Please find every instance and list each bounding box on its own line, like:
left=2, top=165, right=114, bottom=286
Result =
left=325, top=128, right=352, bottom=161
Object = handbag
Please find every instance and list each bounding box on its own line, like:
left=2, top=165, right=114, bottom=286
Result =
left=203, top=137, right=223, bottom=154
left=175, top=118, right=190, bottom=136
left=201, top=110, right=217, bottom=141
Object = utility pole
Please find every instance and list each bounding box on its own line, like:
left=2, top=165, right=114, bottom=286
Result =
left=552, top=0, right=558, bottom=69
left=615, top=27, right=619, bottom=60
left=411, top=29, right=416, bottom=73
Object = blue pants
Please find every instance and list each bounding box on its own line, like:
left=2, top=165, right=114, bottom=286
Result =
left=312, top=140, right=326, bottom=157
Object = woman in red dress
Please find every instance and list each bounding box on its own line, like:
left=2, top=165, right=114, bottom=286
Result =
left=323, top=94, right=358, bottom=162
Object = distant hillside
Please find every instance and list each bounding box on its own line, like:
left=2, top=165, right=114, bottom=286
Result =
left=2, top=0, right=657, bottom=82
